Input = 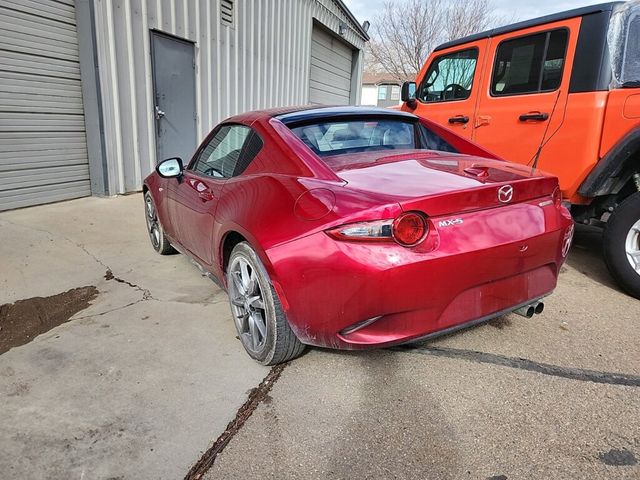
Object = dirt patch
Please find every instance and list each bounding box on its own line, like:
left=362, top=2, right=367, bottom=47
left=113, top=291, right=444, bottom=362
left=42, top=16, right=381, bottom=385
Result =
left=0, top=286, right=98, bottom=355
left=184, top=363, right=287, bottom=480
left=599, top=448, right=638, bottom=466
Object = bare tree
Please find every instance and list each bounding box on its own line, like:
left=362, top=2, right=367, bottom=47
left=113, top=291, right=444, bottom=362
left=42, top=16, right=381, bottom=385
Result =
left=367, top=0, right=505, bottom=80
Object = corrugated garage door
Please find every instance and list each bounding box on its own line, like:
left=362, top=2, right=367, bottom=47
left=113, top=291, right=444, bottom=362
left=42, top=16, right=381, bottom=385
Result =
left=309, top=24, right=354, bottom=105
left=0, top=0, right=90, bottom=211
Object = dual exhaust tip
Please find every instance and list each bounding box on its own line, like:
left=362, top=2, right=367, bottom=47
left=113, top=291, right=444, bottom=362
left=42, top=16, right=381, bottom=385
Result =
left=513, top=301, right=544, bottom=319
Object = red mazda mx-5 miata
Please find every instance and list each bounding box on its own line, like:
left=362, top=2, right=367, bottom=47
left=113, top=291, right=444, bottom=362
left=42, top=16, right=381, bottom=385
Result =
left=143, top=106, right=574, bottom=365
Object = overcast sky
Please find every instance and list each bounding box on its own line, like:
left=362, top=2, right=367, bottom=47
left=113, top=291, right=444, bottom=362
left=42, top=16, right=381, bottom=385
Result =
left=343, top=0, right=609, bottom=25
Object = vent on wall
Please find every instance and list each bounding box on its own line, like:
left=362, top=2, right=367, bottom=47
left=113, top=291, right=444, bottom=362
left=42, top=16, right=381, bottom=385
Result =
left=221, top=0, right=234, bottom=27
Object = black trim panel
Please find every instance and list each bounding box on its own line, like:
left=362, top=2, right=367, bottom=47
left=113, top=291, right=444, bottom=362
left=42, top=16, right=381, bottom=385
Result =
left=579, top=128, right=640, bottom=197
left=569, top=10, right=613, bottom=92
left=395, top=294, right=550, bottom=347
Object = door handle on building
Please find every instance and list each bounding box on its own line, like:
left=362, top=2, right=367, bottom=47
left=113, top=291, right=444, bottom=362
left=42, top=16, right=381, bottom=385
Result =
left=155, top=105, right=166, bottom=119
left=475, top=115, right=491, bottom=128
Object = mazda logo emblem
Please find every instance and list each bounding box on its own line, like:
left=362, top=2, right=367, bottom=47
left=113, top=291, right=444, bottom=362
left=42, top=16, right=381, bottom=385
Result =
left=498, top=185, right=514, bottom=203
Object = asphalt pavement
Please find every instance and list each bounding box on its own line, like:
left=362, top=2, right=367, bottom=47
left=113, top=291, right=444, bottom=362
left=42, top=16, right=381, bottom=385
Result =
left=0, top=195, right=638, bottom=479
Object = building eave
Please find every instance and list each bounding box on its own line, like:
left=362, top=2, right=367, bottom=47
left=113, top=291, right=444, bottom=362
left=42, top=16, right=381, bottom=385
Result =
left=333, top=0, right=370, bottom=41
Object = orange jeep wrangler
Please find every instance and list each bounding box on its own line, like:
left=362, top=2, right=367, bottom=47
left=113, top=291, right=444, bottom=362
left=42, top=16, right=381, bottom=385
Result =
left=400, top=1, right=640, bottom=298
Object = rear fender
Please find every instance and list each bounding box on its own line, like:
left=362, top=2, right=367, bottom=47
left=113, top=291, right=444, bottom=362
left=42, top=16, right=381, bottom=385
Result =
left=579, top=127, right=640, bottom=197
left=217, top=223, right=281, bottom=292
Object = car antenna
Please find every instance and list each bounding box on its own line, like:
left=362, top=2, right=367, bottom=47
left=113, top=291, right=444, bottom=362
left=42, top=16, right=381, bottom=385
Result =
left=529, top=88, right=565, bottom=172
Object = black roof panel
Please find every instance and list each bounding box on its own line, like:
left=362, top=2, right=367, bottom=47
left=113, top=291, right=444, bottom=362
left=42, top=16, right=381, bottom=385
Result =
left=275, top=106, right=417, bottom=124
left=435, top=2, right=623, bottom=51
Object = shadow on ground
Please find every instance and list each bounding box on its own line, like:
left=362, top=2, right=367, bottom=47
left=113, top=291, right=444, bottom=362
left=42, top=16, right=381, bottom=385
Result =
left=326, top=351, right=460, bottom=479
left=566, top=224, right=621, bottom=292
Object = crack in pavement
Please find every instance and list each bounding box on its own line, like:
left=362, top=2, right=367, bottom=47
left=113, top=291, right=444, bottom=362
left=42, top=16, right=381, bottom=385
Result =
left=184, top=363, right=288, bottom=480
left=0, top=218, right=156, bottom=301
left=104, top=270, right=154, bottom=300
left=72, top=299, right=147, bottom=320
left=392, top=345, right=640, bottom=387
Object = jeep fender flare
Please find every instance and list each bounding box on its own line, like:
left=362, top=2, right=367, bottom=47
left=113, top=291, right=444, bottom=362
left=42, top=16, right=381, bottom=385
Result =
left=579, top=127, right=640, bottom=198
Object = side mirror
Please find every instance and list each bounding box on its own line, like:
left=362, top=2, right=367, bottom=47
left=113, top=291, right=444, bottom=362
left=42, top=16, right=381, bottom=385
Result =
left=401, top=81, right=417, bottom=109
left=156, top=157, right=183, bottom=178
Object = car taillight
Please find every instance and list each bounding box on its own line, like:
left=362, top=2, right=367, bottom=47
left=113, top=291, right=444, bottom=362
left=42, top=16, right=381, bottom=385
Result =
left=552, top=187, right=562, bottom=207
left=326, top=212, right=428, bottom=247
left=392, top=212, right=428, bottom=246
left=326, top=219, right=394, bottom=242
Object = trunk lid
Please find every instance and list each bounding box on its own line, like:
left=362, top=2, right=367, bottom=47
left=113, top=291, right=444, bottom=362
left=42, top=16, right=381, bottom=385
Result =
left=329, top=150, right=558, bottom=216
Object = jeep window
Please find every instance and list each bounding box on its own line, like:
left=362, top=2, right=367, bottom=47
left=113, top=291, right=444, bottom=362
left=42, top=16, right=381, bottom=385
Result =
left=491, top=29, right=568, bottom=96
left=416, top=49, right=478, bottom=103
left=622, top=13, right=640, bottom=83
left=609, top=3, right=640, bottom=86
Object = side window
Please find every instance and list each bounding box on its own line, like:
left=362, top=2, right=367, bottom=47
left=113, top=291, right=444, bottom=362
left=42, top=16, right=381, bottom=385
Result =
left=192, top=125, right=262, bottom=178
left=491, top=29, right=568, bottom=96
left=417, top=48, right=478, bottom=103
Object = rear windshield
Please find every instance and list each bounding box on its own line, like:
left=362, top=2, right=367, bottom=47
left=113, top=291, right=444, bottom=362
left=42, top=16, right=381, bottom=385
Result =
left=289, top=119, right=456, bottom=157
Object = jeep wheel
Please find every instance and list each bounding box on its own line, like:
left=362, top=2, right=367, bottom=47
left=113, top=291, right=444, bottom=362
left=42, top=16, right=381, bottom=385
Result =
left=603, top=192, right=640, bottom=299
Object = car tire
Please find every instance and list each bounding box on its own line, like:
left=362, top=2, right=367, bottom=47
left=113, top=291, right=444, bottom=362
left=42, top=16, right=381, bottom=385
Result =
left=227, top=242, right=305, bottom=365
left=603, top=191, right=640, bottom=299
left=144, top=191, right=176, bottom=255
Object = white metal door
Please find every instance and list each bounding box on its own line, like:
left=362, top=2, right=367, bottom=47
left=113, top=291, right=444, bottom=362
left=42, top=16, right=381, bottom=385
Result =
left=0, top=0, right=90, bottom=211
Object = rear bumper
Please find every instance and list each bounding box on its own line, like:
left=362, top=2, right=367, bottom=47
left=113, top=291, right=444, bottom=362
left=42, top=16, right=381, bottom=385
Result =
left=266, top=202, right=573, bottom=350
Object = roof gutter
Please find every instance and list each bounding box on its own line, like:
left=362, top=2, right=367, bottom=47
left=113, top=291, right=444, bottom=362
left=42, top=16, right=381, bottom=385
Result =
left=333, top=0, right=370, bottom=41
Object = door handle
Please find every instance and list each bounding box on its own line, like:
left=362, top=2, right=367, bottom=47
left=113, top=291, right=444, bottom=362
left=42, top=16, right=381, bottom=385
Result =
left=189, top=178, right=215, bottom=201
left=155, top=105, right=166, bottom=119
left=448, top=115, right=469, bottom=124
left=519, top=112, right=549, bottom=122
left=198, top=190, right=215, bottom=202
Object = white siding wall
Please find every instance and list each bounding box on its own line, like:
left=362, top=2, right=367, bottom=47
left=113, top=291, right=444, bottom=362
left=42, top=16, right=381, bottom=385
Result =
left=361, top=84, right=378, bottom=106
left=91, top=0, right=366, bottom=194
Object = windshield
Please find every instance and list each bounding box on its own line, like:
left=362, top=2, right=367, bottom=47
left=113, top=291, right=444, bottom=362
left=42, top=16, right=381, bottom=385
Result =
left=289, top=119, right=456, bottom=158
left=608, top=0, right=640, bottom=87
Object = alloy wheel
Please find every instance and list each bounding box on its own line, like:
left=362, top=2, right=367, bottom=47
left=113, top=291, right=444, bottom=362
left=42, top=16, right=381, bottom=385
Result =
left=145, top=195, right=161, bottom=249
left=228, top=257, right=268, bottom=353
left=626, top=218, right=640, bottom=276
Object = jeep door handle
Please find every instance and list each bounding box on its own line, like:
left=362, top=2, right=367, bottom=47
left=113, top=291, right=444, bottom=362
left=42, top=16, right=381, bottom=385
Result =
left=448, top=115, right=469, bottom=124
left=519, top=112, right=549, bottom=122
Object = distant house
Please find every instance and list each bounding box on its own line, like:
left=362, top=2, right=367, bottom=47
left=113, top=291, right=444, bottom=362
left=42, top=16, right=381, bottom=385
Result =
left=361, top=73, right=405, bottom=107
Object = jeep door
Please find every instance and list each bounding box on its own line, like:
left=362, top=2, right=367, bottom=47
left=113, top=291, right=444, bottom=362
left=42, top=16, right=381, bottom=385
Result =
left=410, top=40, right=488, bottom=139
left=472, top=18, right=580, bottom=168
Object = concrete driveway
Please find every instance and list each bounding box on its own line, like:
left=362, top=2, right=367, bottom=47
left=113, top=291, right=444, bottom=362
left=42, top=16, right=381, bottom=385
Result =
left=1, top=194, right=639, bottom=479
